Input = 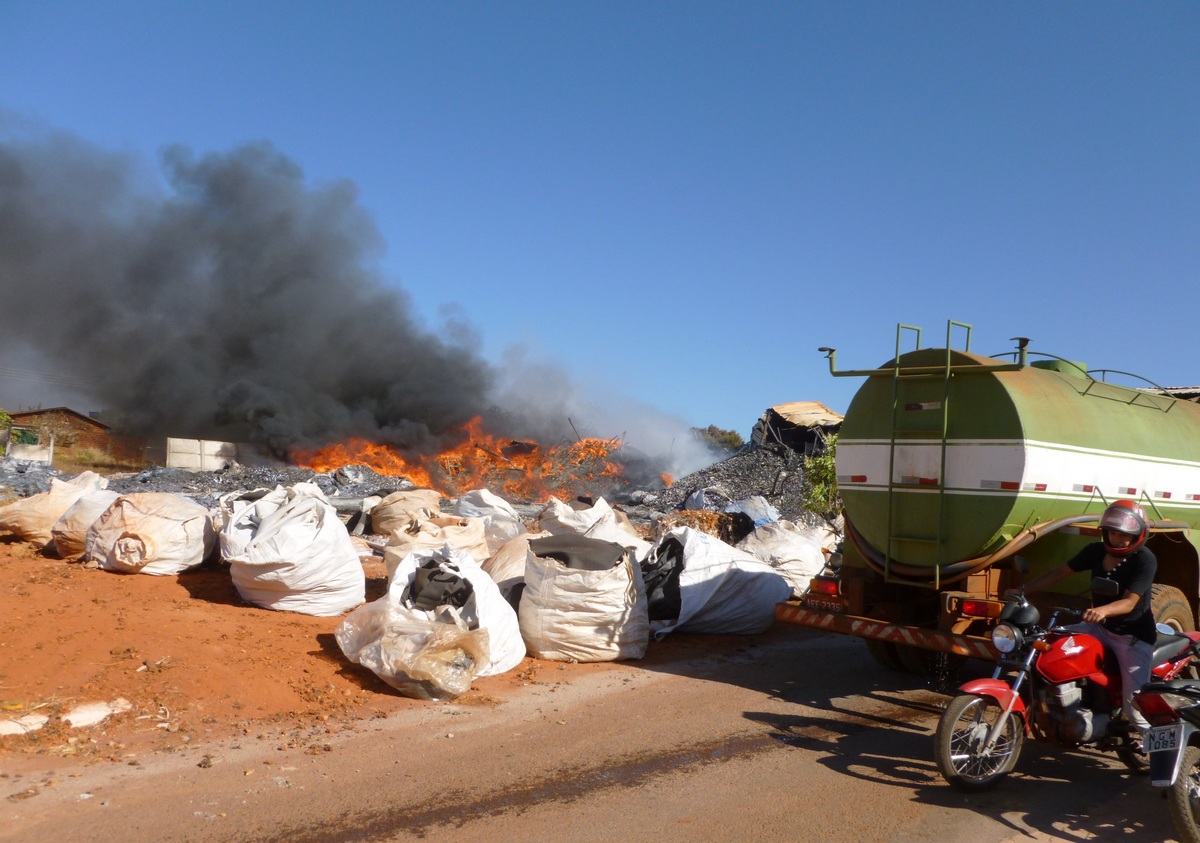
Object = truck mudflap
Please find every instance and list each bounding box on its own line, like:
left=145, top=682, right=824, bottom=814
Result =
left=776, top=600, right=999, bottom=660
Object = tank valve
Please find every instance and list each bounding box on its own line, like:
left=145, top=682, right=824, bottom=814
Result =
left=1010, top=337, right=1030, bottom=367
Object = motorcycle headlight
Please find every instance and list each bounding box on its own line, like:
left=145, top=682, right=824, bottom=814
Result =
left=991, top=623, right=1022, bottom=654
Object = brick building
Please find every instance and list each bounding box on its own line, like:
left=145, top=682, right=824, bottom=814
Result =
left=6, top=407, right=148, bottom=464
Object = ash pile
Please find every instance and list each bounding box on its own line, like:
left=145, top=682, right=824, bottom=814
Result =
left=622, top=444, right=828, bottom=529
left=0, top=458, right=415, bottom=510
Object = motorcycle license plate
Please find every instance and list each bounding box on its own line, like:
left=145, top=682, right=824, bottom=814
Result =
left=1146, top=724, right=1182, bottom=753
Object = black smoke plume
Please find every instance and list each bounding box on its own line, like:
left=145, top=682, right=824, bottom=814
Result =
left=0, top=126, right=500, bottom=455
left=0, top=121, right=720, bottom=480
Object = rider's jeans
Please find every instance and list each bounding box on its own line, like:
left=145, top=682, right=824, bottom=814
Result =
left=1067, top=622, right=1153, bottom=731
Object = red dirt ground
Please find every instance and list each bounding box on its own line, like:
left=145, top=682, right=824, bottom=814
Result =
left=0, top=536, right=552, bottom=773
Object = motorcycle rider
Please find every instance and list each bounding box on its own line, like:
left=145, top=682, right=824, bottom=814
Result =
left=1016, top=499, right=1157, bottom=735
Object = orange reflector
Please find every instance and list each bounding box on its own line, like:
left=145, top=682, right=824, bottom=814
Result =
left=810, top=576, right=840, bottom=597
left=1033, top=640, right=1051, bottom=652
left=961, top=599, right=1003, bottom=619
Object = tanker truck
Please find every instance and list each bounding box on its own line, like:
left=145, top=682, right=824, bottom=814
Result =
left=778, top=321, right=1200, bottom=677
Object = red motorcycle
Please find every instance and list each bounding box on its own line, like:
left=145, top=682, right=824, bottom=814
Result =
left=934, top=592, right=1200, bottom=790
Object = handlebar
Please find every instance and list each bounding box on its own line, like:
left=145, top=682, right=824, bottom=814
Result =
left=1045, top=606, right=1083, bottom=632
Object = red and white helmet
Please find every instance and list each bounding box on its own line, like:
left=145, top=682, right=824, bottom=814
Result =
left=1099, top=499, right=1148, bottom=556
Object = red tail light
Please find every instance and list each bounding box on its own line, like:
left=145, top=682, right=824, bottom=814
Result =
left=961, top=599, right=1003, bottom=618
left=810, top=576, right=840, bottom=597
left=1133, top=692, right=1180, bottom=727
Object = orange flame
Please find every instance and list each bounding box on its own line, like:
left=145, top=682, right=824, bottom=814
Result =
left=292, top=416, right=628, bottom=500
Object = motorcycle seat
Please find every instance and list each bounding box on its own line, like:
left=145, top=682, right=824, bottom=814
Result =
left=1152, top=631, right=1194, bottom=667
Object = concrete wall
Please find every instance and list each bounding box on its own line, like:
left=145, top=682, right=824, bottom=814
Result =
left=165, top=438, right=240, bottom=471
left=6, top=441, right=53, bottom=464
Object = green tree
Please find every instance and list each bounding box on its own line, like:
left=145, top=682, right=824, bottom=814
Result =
left=800, top=432, right=840, bottom=521
left=693, top=424, right=744, bottom=454
left=0, top=408, right=10, bottom=457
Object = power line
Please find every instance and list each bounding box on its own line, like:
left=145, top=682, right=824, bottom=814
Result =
left=0, top=366, right=90, bottom=388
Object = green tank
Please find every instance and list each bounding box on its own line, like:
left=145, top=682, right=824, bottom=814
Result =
left=831, top=333, right=1200, bottom=601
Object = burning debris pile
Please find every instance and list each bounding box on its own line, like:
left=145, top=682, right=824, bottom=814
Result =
left=0, top=436, right=829, bottom=531
left=290, top=417, right=651, bottom=503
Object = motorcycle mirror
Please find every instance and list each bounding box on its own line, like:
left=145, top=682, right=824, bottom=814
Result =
left=1156, top=622, right=1177, bottom=636
left=1091, top=577, right=1121, bottom=598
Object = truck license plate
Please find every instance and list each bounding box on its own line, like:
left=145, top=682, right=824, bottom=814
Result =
left=803, top=595, right=844, bottom=613
left=1146, top=724, right=1182, bottom=753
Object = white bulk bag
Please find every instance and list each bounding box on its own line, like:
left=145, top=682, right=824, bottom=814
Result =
left=737, top=520, right=828, bottom=597
left=85, top=492, right=216, bottom=576
left=337, top=602, right=489, bottom=700
left=336, top=546, right=524, bottom=698
left=646, top=527, right=791, bottom=637
left=222, top=484, right=365, bottom=616
left=0, top=471, right=107, bottom=547
left=452, top=488, right=527, bottom=552
left=51, top=489, right=121, bottom=559
left=384, top=515, right=491, bottom=566
left=369, top=489, right=443, bottom=537
left=480, top=531, right=551, bottom=607
left=535, top=497, right=650, bottom=561
left=215, top=487, right=277, bottom=559
left=518, top=534, right=649, bottom=662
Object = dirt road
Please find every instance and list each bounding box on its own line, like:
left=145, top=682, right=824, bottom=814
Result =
left=2, top=623, right=1179, bottom=842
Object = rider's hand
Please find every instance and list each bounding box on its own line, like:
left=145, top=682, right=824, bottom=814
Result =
left=1082, top=606, right=1107, bottom=624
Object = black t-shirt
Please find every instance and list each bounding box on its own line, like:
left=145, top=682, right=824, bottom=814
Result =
left=1067, top=542, right=1157, bottom=644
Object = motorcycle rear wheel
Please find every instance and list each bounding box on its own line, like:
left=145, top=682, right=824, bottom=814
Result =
left=934, top=694, right=1024, bottom=791
left=1169, top=745, right=1200, bottom=843
left=1116, top=740, right=1150, bottom=775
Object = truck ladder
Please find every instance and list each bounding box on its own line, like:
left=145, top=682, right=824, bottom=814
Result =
left=883, top=322, right=972, bottom=589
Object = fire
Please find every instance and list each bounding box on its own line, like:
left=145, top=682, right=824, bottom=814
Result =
left=292, top=416, right=629, bottom=500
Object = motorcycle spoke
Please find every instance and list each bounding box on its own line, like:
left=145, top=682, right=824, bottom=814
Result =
left=939, top=697, right=1022, bottom=785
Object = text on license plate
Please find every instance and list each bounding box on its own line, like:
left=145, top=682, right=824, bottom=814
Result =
left=1146, top=724, right=1182, bottom=753
left=804, top=596, right=844, bottom=613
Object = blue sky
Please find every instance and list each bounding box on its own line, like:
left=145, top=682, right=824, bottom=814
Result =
left=2, top=2, right=1198, bottom=443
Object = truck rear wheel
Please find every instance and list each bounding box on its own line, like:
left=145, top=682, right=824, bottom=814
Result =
left=864, top=638, right=905, bottom=671
left=1152, top=584, right=1195, bottom=633
left=896, top=644, right=967, bottom=681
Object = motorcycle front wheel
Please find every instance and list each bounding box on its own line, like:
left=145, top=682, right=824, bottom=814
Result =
left=1169, top=745, right=1200, bottom=843
left=934, top=694, right=1025, bottom=791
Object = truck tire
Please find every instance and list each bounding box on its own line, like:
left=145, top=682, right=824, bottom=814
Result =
left=895, top=644, right=967, bottom=682
left=896, top=643, right=933, bottom=675
left=1152, top=584, right=1196, bottom=633
left=864, top=637, right=906, bottom=671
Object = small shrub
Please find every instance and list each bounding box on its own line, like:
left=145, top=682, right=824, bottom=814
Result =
left=800, top=432, right=840, bottom=521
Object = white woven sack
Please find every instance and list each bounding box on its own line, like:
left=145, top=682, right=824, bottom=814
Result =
left=649, top=527, right=792, bottom=637
left=85, top=492, right=216, bottom=575
left=215, top=486, right=278, bottom=559
left=736, top=520, right=828, bottom=597
left=384, top=516, right=490, bottom=566
left=452, top=489, right=526, bottom=553
left=370, top=489, right=443, bottom=536
left=535, top=497, right=650, bottom=560
left=223, top=484, right=365, bottom=616
left=518, top=544, right=649, bottom=662
left=350, top=545, right=523, bottom=679
left=51, top=489, right=120, bottom=558
left=0, top=471, right=107, bottom=547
